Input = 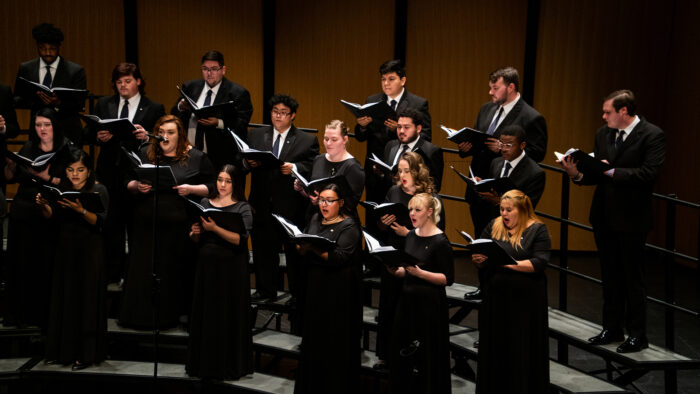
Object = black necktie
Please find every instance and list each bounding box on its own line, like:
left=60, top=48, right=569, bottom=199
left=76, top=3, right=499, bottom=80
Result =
left=194, top=90, right=214, bottom=150
left=120, top=100, right=129, bottom=119
left=503, top=162, right=512, bottom=177
left=42, top=65, right=52, bottom=87
left=390, top=99, right=397, bottom=111
left=203, top=90, right=213, bottom=107
left=396, top=143, right=409, bottom=164
left=615, top=130, right=625, bottom=151
left=273, top=134, right=282, bottom=158
left=486, top=107, right=504, bottom=135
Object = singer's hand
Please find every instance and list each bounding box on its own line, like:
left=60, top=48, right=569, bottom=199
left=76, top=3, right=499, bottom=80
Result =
left=197, top=117, right=218, bottom=127
left=96, top=130, right=113, bottom=143
left=133, top=125, right=148, bottom=141
left=173, top=184, right=193, bottom=196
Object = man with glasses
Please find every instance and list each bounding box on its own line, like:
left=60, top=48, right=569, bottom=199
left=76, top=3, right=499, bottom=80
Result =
left=245, top=94, right=319, bottom=307
left=172, top=50, right=253, bottom=199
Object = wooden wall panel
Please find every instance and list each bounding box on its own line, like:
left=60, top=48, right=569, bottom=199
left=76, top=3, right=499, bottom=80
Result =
left=535, top=0, right=676, bottom=250
left=137, top=0, right=263, bottom=125
left=274, top=0, right=395, bottom=161
left=0, top=0, right=125, bottom=127
left=406, top=0, right=528, bottom=241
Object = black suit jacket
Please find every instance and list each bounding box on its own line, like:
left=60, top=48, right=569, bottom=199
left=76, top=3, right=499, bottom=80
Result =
left=14, top=57, right=87, bottom=144
left=247, top=125, right=319, bottom=225
left=92, top=94, right=166, bottom=186
left=354, top=90, right=432, bottom=157
left=171, top=77, right=253, bottom=169
left=383, top=136, right=444, bottom=192
left=463, top=98, right=547, bottom=178
left=489, top=155, right=545, bottom=208
left=576, top=118, right=665, bottom=233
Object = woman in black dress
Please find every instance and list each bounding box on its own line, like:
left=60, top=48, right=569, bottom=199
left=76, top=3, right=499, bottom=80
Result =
left=186, top=164, right=253, bottom=380
left=37, top=147, right=109, bottom=370
left=388, top=193, right=453, bottom=394
left=472, top=189, right=551, bottom=394
left=4, top=108, right=69, bottom=329
left=374, top=151, right=438, bottom=369
left=295, top=119, right=365, bottom=209
left=294, top=183, right=363, bottom=394
left=120, top=115, right=215, bottom=329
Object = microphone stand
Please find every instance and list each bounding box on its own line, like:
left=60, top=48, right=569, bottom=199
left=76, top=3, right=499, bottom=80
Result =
left=145, top=135, right=164, bottom=386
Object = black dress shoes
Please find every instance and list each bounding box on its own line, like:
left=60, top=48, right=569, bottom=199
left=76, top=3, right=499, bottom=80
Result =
left=463, top=288, right=482, bottom=300
left=250, top=291, right=269, bottom=303
left=587, top=329, right=625, bottom=345
left=72, top=362, right=90, bottom=371
left=616, top=336, right=649, bottom=353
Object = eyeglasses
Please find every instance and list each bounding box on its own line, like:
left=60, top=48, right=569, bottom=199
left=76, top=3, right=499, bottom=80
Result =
left=499, top=142, right=515, bottom=149
left=271, top=110, right=291, bottom=118
left=318, top=198, right=339, bottom=206
left=201, top=66, right=222, bottom=73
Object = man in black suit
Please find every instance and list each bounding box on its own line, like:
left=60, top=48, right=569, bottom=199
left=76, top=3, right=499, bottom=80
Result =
left=246, top=94, right=319, bottom=303
left=459, top=66, right=547, bottom=238
left=91, top=63, right=165, bottom=283
left=172, top=50, right=253, bottom=200
left=14, top=23, right=87, bottom=145
left=355, top=59, right=432, bottom=207
left=381, top=108, right=443, bottom=193
left=560, top=90, right=665, bottom=353
left=470, top=124, right=546, bottom=222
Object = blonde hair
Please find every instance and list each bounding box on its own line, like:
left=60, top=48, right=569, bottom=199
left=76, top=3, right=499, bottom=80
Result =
left=325, top=119, right=349, bottom=137
left=395, top=151, right=435, bottom=193
left=408, top=192, right=441, bottom=225
left=491, top=189, right=541, bottom=248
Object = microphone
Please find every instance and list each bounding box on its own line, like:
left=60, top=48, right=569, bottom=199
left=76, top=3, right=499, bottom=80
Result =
left=145, top=133, right=168, bottom=142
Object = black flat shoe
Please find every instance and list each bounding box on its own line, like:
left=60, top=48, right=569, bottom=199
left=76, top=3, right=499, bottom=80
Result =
left=616, top=336, right=648, bottom=353
left=44, top=359, right=58, bottom=365
left=463, top=288, right=482, bottom=300
left=588, top=329, right=624, bottom=345
left=72, top=362, right=90, bottom=371
left=372, top=360, right=388, bottom=371
left=473, top=340, right=479, bottom=348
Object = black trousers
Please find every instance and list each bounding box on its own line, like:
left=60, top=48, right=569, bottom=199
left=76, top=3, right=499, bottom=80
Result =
left=593, top=228, right=647, bottom=338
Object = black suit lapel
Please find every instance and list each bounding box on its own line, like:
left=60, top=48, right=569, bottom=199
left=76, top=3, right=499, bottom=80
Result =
left=53, top=58, right=70, bottom=87
left=279, top=127, right=296, bottom=161
left=132, top=97, right=147, bottom=124
left=396, top=91, right=410, bottom=113
left=29, top=59, right=41, bottom=82
left=188, top=81, right=206, bottom=104
left=495, top=100, right=523, bottom=135
left=213, top=79, right=229, bottom=105
left=617, top=120, right=643, bottom=157
left=108, top=96, right=120, bottom=118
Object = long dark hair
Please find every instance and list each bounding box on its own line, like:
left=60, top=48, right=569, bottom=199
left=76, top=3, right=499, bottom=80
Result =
left=29, top=107, right=66, bottom=148
left=58, top=146, right=96, bottom=191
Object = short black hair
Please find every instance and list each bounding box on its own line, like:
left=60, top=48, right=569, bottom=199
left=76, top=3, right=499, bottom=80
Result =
left=397, top=108, right=423, bottom=128
left=489, top=67, right=519, bottom=92
left=605, top=89, right=636, bottom=116
left=111, top=63, right=146, bottom=94
left=32, top=23, right=64, bottom=45
left=500, top=124, right=527, bottom=143
left=320, top=183, right=355, bottom=218
left=201, top=50, right=225, bottom=66
left=379, top=59, right=406, bottom=78
left=30, top=107, right=64, bottom=144
left=268, top=94, right=299, bottom=114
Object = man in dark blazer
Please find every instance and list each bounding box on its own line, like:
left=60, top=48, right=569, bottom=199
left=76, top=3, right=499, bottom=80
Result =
left=560, top=90, right=665, bottom=353
left=172, top=50, right=253, bottom=200
left=14, top=23, right=87, bottom=145
left=459, top=67, right=547, bottom=238
left=355, top=59, right=432, bottom=207
left=381, top=108, right=443, bottom=194
left=246, top=94, right=319, bottom=303
left=91, top=63, right=165, bottom=284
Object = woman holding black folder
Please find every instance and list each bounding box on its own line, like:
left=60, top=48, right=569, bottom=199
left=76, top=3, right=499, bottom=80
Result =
left=186, top=164, right=253, bottom=380
left=388, top=193, right=453, bottom=394
left=373, top=152, right=441, bottom=370
left=295, top=119, right=365, bottom=209
left=36, top=147, right=109, bottom=370
left=294, top=183, right=363, bottom=394
left=120, top=114, right=215, bottom=329
left=471, top=189, right=551, bottom=394
left=4, top=108, right=69, bottom=329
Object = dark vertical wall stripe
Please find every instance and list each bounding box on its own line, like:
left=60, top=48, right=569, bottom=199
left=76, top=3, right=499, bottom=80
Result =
left=522, top=0, right=540, bottom=104
left=123, top=0, right=138, bottom=64
left=262, top=0, right=276, bottom=124
left=394, top=0, right=408, bottom=62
